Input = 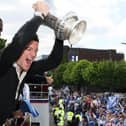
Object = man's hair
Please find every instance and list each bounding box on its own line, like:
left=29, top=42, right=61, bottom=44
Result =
left=31, top=34, right=39, bottom=42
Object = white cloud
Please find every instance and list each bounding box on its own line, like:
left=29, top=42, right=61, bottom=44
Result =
left=1, top=0, right=126, bottom=59
left=109, top=18, right=126, bottom=37
left=0, top=4, right=14, bottom=11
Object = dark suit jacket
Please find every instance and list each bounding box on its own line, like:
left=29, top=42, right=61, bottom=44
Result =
left=0, top=15, right=63, bottom=124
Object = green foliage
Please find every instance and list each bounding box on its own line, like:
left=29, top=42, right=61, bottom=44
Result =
left=114, top=60, right=126, bottom=90
left=63, top=61, right=77, bottom=84
left=53, top=63, right=67, bottom=86
left=0, top=38, right=6, bottom=49
left=97, top=60, right=116, bottom=88
left=71, top=60, right=91, bottom=85
left=53, top=59, right=126, bottom=91
left=81, top=61, right=94, bottom=85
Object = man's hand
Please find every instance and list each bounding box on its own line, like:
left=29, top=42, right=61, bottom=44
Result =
left=32, top=1, right=49, bottom=17
left=46, top=76, right=54, bottom=85
left=3, top=110, right=24, bottom=126
left=13, top=109, right=24, bottom=119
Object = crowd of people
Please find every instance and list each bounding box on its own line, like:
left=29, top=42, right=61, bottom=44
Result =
left=49, top=86, right=126, bottom=126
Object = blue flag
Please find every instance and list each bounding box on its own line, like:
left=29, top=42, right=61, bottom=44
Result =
left=19, top=99, right=39, bottom=117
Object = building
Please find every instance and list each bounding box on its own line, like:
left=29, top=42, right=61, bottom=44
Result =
left=63, top=46, right=124, bottom=62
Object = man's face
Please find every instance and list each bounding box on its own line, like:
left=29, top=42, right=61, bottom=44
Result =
left=16, top=40, right=38, bottom=71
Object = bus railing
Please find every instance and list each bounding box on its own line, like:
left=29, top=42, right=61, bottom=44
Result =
left=28, top=83, right=49, bottom=100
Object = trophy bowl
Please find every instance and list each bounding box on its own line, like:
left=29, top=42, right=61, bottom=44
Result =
left=61, top=11, right=87, bottom=45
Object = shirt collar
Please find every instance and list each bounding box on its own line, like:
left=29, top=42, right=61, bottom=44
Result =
left=13, top=63, right=27, bottom=79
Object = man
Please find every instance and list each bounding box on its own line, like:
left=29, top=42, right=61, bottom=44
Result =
left=0, top=1, right=65, bottom=125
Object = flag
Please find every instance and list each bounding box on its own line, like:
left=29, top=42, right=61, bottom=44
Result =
left=106, top=95, right=118, bottom=109
left=19, top=99, right=39, bottom=117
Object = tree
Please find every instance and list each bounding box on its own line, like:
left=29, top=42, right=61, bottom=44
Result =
left=81, top=60, right=94, bottom=86
left=98, top=60, right=116, bottom=90
left=71, top=60, right=91, bottom=86
left=0, top=38, right=6, bottom=49
left=53, top=63, right=67, bottom=87
left=114, top=60, right=126, bottom=91
left=63, top=61, right=77, bottom=84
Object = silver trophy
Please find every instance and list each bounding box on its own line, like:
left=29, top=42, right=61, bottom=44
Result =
left=33, top=1, right=87, bottom=44
left=60, top=11, right=87, bottom=45
left=44, top=11, right=87, bottom=45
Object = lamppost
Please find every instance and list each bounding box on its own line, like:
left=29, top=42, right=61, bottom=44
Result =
left=68, top=44, right=75, bottom=61
left=68, top=44, right=79, bottom=62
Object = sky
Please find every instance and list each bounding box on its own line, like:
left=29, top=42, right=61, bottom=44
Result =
left=1, top=0, right=126, bottom=59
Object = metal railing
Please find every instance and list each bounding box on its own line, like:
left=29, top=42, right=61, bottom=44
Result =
left=28, top=83, right=49, bottom=100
